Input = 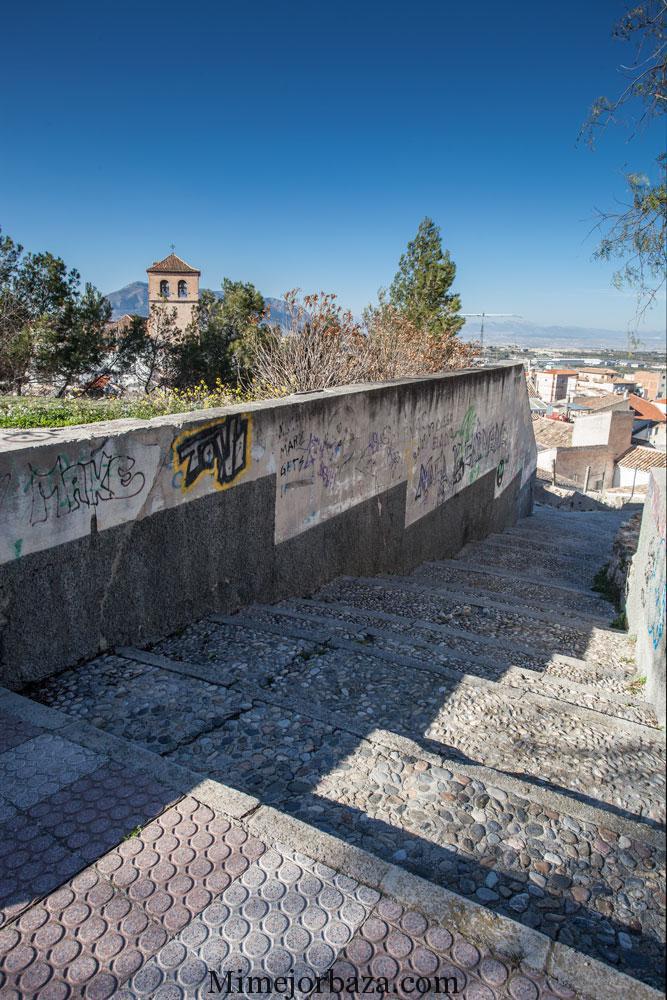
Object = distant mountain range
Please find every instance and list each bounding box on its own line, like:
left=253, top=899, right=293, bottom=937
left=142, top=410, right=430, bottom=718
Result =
left=106, top=282, right=663, bottom=350
left=106, top=282, right=293, bottom=329
left=459, top=317, right=665, bottom=351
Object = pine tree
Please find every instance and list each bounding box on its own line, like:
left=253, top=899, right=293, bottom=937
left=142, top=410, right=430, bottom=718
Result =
left=389, top=218, right=463, bottom=338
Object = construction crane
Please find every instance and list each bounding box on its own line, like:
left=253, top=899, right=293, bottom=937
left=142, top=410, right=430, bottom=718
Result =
left=461, top=313, right=520, bottom=360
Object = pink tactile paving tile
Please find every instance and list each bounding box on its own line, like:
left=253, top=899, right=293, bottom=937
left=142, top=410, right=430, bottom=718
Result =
left=26, top=760, right=181, bottom=863
left=0, top=866, right=168, bottom=999
left=95, top=796, right=266, bottom=934
left=324, top=896, right=576, bottom=999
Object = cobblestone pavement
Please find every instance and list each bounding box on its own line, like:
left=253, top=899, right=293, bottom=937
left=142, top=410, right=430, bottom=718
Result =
left=11, top=505, right=666, bottom=996
left=408, top=563, right=613, bottom=621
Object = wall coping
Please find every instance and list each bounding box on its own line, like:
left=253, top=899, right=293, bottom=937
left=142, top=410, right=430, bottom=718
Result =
left=0, top=363, right=521, bottom=454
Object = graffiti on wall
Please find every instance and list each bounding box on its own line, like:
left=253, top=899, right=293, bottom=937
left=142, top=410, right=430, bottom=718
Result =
left=277, top=419, right=356, bottom=496
left=276, top=415, right=402, bottom=499
left=643, top=530, right=666, bottom=653
left=411, top=404, right=510, bottom=512
left=1, top=368, right=538, bottom=560
left=29, top=448, right=146, bottom=526
left=272, top=408, right=407, bottom=540
left=172, top=414, right=250, bottom=492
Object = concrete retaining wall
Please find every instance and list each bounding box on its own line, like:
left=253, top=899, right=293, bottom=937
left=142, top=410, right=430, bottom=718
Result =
left=0, top=364, right=536, bottom=688
left=627, top=469, right=666, bottom=726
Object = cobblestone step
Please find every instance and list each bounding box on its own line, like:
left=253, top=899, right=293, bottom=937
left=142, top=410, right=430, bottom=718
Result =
left=373, top=575, right=615, bottom=630
left=454, top=540, right=601, bottom=588
left=288, top=736, right=666, bottom=988
left=90, top=651, right=662, bottom=991
left=443, top=558, right=614, bottom=599
left=517, top=510, right=630, bottom=552
left=312, top=578, right=634, bottom=670
left=32, top=636, right=664, bottom=828
left=237, top=596, right=637, bottom=693
left=105, top=630, right=664, bottom=830
left=530, top=506, right=629, bottom=528
left=5, top=690, right=659, bottom=1000
left=18, top=505, right=665, bottom=995
left=256, top=649, right=664, bottom=824
left=500, top=524, right=619, bottom=553
left=409, top=561, right=614, bottom=623
left=220, top=607, right=655, bottom=727
left=480, top=535, right=616, bottom=576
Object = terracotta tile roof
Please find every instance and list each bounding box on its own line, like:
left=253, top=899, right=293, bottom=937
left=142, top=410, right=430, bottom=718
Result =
left=577, top=367, right=617, bottom=375
left=616, top=446, right=667, bottom=472
left=537, top=369, right=577, bottom=376
left=532, top=416, right=574, bottom=448
left=572, top=393, right=628, bottom=412
left=146, top=253, right=200, bottom=275
left=627, top=393, right=667, bottom=422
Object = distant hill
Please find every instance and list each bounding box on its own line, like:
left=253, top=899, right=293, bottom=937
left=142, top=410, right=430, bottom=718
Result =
left=460, top=317, right=665, bottom=351
left=106, top=282, right=293, bottom=328
left=106, top=282, right=663, bottom=350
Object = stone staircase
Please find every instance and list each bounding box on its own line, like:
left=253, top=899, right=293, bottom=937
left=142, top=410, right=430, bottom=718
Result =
left=28, top=504, right=666, bottom=993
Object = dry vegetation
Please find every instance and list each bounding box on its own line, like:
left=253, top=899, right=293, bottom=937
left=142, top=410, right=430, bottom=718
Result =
left=248, top=290, right=477, bottom=397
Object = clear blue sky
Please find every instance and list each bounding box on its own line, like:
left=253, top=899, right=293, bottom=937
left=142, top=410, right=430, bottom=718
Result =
left=1, top=0, right=663, bottom=332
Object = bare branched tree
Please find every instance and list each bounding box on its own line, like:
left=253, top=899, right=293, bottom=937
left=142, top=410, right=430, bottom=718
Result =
left=248, top=290, right=364, bottom=395
left=247, top=290, right=477, bottom=397
left=360, top=301, right=477, bottom=380
left=581, top=0, right=666, bottom=318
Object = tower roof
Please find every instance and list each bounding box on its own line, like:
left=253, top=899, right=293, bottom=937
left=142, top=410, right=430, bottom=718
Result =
left=147, top=253, right=200, bottom=275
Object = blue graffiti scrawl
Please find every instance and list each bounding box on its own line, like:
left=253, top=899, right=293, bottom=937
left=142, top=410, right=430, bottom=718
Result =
left=647, top=538, right=666, bottom=651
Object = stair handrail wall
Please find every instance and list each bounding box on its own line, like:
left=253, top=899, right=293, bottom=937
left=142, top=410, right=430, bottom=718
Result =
left=626, top=468, right=667, bottom=727
left=0, top=364, right=537, bottom=688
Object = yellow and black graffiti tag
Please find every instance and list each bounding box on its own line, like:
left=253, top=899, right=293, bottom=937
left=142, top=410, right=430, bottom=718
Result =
left=171, top=414, right=251, bottom=493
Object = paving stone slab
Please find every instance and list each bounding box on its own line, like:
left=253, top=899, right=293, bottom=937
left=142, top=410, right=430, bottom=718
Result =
left=0, top=865, right=168, bottom=999
left=0, top=733, right=106, bottom=809
left=96, top=796, right=266, bottom=935
left=0, top=815, right=86, bottom=928
left=26, top=760, right=183, bottom=863
left=0, top=710, right=45, bottom=755
left=324, top=895, right=569, bottom=999
left=117, top=843, right=379, bottom=999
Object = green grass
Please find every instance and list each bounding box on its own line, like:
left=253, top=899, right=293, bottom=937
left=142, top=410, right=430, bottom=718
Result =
left=626, top=675, right=646, bottom=695
left=0, top=384, right=249, bottom=429
left=591, top=563, right=618, bottom=604
left=123, top=825, right=143, bottom=840
left=610, top=611, right=628, bottom=631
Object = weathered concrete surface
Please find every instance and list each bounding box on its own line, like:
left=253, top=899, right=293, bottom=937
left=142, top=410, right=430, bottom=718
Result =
left=0, top=365, right=535, bottom=687
left=627, top=469, right=666, bottom=727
